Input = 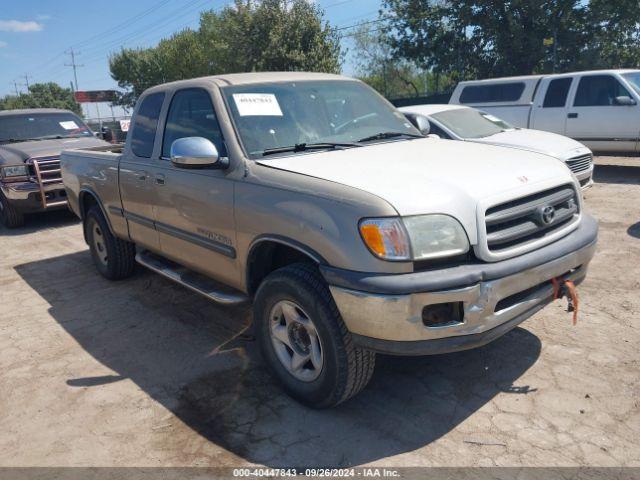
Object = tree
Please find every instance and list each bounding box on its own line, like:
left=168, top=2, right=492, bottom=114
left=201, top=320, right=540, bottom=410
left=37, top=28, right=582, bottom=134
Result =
left=0, top=83, right=82, bottom=115
left=110, top=0, right=342, bottom=107
left=382, top=0, right=593, bottom=80
left=351, top=24, right=457, bottom=99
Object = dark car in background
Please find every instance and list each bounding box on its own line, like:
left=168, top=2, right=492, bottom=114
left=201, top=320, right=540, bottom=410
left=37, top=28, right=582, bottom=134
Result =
left=0, top=108, right=110, bottom=228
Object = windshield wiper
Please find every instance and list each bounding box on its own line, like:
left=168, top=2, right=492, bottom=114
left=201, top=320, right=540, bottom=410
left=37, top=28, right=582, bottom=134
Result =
left=262, top=142, right=360, bottom=157
left=357, top=131, right=423, bottom=143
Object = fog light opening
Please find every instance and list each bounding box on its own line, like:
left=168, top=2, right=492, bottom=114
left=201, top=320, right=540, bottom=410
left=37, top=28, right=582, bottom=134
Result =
left=422, top=302, right=464, bottom=328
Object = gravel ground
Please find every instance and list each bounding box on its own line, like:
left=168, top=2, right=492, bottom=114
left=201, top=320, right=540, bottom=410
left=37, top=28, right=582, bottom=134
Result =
left=0, top=156, right=638, bottom=467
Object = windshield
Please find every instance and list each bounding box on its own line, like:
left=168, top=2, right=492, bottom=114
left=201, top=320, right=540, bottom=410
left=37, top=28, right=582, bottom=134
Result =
left=222, top=80, right=420, bottom=158
left=431, top=108, right=514, bottom=139
left=622, top=72, right=640, bottom=96
left=0, top=112, right=92, bottom=144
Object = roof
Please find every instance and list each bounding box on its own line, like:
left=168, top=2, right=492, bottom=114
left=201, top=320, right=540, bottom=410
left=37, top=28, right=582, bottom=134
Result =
left=398, top=104, right=467, bottom=115
left=457, top=69, right=640, bottom=85
left=145, top=72, right=354, bottom=93
left=0, top=108, right=75, bottom=116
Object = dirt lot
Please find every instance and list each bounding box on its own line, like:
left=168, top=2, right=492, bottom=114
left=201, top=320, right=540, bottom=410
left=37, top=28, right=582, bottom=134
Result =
left=0, top=156, right=638, bottom=468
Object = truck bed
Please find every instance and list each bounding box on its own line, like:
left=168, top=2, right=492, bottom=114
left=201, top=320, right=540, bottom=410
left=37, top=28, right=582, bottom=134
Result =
left=60, top=143, right=125, bottom=221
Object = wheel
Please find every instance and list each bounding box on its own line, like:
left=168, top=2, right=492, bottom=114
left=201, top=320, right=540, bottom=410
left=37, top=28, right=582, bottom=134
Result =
left=0, top=191, right=25, bottom=228
left=85, top=206, right=136, bottom=280
left=254, top=263, right=375, bottom=408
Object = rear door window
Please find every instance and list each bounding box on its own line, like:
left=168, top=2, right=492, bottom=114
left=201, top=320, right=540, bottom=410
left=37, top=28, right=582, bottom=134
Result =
left=543, top=78, right=573, bottom=108
left=573, top=75, right=632, bottom=107
left=459, top=83, right=525, bottom=104
left=131, top=92, right=165, bottom=158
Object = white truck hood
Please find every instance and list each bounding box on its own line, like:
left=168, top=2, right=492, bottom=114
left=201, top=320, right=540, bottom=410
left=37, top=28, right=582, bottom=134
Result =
left=470, top=128, right=590, bottom=161
left=257, top=138, right=575, bottom=245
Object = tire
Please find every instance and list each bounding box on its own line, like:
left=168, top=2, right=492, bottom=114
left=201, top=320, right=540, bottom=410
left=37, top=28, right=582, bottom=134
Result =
left=85, top=206, right=136, bottom=280
left=254, top=263, right=375, bottom=408
left=0, top=191, right=25, bottom=228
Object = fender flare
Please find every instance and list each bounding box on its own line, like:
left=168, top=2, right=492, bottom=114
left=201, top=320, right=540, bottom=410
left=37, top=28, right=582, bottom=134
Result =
left=78, top=188, right=116, bottom=241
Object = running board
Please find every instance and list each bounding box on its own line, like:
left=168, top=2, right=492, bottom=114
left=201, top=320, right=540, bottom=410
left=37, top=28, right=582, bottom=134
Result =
left=135, top=251, right=249, bottom=305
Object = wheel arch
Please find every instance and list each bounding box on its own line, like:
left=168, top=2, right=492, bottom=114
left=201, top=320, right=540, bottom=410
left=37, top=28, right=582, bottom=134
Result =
left=78, top=188, right=115, bottom=242
left=245, top=235, right=327, bottom=296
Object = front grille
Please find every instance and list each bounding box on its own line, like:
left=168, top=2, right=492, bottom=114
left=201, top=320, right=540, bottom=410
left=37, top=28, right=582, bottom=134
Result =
left=484, top=184, right=579, bottom=253
left=566, top=154, right=592, bottom=174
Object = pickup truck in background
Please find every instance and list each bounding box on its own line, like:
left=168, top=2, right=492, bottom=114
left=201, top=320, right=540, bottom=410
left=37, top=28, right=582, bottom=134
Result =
left=450, top=69, right=640, bottom=153
left=62, top=72, right=598, bottom=407
left=0, top=108, right=109, bottom=228
left=399, top=104, right=594, bottom=189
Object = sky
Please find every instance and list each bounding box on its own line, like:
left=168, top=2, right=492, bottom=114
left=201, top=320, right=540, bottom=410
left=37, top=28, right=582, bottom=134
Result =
left=0, top=0, right=380, bottom=118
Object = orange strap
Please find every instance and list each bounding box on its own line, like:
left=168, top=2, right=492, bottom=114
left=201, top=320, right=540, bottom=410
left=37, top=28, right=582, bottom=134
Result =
left=551, top=277, right=561, bottom=300
left=550, top=277, right=579, bottom=325
left=564, top=280, right=579, bottom=325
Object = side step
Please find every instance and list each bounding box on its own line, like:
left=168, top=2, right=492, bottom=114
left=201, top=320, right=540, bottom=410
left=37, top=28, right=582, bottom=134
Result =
left=135, top=250, right=249, bottom=306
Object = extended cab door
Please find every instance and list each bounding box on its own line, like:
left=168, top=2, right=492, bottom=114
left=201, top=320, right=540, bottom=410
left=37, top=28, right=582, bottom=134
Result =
left=565, top=74, right=640, bottom=152
left=152, top=87, right=239, bottom=287
left=530, top=76, right=574, bottom=135
left=119, top=92, right=165, bottom=251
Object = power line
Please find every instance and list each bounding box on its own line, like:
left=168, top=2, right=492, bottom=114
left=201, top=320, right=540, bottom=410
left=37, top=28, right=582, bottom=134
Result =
left=18, top=74, right=32, bottom=91
left=65, top=48, right=84, bottom=91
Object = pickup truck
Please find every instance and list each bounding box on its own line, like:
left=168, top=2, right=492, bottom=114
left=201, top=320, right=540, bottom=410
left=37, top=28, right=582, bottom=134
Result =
left=0, top=108, right=109, bottom=228
left=399, top=104, right=594, bottom=189
left=61, top=72, right=598, bottom=407
left=450, top=69, right=640, bottom=153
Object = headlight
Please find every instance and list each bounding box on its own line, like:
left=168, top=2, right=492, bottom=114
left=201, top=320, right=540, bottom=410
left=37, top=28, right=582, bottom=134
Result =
left=359, top=215, right=469, bottom=261
left=403, top=214, right=469, bottom=260
left=2, top=165, right=28, bottom=178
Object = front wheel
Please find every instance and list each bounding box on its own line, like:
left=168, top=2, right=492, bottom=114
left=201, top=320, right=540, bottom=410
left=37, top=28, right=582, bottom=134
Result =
left=254, top=263, right=375, bottom=408
left=85, top=206, right=136, bottom=280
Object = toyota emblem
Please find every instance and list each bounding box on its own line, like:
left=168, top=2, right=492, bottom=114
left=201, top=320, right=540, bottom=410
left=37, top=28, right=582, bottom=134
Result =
left=537, top=205, right=556, bottom=225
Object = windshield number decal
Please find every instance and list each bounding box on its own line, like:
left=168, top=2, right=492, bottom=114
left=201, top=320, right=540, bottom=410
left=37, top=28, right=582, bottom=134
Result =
left=59, top=121, right=79, bottom=130
left=233, top=93, right=283, bottom=117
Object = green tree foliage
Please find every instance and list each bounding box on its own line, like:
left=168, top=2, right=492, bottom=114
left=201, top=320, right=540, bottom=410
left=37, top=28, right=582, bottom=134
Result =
left=381, top=0, right=640, bottom=79
left=110, top=0, right=342, bottom=107
left=351, top=24, right=456, bottom=99
left=0, top=83, right=82, bottom=115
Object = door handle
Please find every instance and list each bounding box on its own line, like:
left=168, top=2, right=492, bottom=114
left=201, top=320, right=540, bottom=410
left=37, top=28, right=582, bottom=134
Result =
left=136, top=170, right=148, bottom=181
left=568, top=113, right=578, bottom=119
left=155, top=174, right=166, bottom=186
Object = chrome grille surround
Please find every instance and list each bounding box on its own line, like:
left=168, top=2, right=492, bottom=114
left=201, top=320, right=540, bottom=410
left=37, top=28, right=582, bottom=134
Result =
left=475, top=183, right=581, bottom=262
left=566, top=154, right=592, bottom=174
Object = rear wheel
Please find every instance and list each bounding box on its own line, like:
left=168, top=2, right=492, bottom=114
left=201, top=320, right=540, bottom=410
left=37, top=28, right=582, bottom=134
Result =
left=254, top=263, right=376, bottom=408
left=0, top=191, right=25, bottom=228
left=85, top=206, right=136, bottom=280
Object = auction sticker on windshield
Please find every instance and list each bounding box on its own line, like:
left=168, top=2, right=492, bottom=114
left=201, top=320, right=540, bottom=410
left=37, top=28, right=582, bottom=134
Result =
left=233, top=93, right=283, bottom=116
left=59, top=121, right=79, bottom=130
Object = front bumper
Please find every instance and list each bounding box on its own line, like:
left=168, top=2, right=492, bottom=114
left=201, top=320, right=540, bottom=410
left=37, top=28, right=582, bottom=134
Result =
left=0, top=180, right=68, bottom=212
left=322, top=214, right=598, bottom=356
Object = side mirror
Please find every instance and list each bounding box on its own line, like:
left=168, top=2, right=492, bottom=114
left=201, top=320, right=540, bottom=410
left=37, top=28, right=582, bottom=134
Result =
left=614, top=96, right=636, bottom=106
left=403, top=113, right=430, bottom=135
left=170, top=137, right=228, bottom=169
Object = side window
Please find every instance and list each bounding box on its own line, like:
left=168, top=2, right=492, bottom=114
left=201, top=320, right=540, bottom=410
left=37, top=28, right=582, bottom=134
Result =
left=162, top=88, right=227, bottom=158
left=543, top=78, right=572, bottom=108
left=131, top=92, right=165, bottom=158
left=459, top=83, right=525, bottom=104
left=574, top=75, right=632, bottom=107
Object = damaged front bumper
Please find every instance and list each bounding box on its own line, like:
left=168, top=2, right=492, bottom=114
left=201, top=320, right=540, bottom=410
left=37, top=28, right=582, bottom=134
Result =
left=322, top=214, right=598, bottom=356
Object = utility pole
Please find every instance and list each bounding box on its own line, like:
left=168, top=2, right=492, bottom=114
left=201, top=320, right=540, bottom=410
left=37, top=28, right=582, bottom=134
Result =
left=18, top=74, right=32, bottom=92
left=65, top=48, right=84, bottom=91
left=11, top=81, right=20, bottom=96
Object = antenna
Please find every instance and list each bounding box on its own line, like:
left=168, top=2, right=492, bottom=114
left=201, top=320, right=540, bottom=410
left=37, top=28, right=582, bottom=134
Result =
left=65, top=48, right=84, bottom=91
